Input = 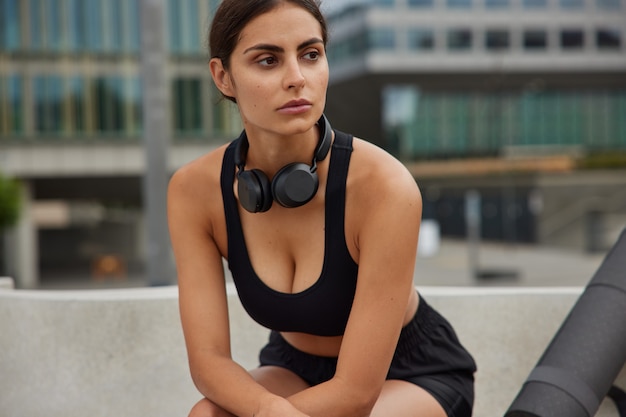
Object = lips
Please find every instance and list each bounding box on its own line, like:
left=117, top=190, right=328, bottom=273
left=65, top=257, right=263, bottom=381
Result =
left=278, top=99, right=313, bottom=114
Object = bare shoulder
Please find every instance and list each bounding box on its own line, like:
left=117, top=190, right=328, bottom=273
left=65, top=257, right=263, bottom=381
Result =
left=348, top=137, right=421, bottom=205
left=169, top=144, right=228, bottom=201
left=167, top=143, right=230, bottom=231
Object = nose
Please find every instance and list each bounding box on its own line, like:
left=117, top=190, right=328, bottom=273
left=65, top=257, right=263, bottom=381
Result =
left=283, top=58, right=305, bottom=90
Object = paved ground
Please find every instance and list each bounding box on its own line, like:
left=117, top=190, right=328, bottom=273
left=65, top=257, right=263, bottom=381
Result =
left=37, top=238, right=608, bottom=290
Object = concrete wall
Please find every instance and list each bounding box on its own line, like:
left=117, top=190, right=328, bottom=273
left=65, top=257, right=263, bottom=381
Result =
left=0, top=283, right=624, bottom=417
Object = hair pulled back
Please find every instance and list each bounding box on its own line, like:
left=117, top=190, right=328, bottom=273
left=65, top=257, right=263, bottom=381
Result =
left=209, top=0, right=328, bottom=71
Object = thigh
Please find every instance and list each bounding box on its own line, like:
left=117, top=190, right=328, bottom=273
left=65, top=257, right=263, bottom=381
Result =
left=370, top=380, right=447, bottom=417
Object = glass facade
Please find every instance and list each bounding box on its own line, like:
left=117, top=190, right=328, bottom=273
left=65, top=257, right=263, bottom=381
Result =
left=596, top=0, right=622, bottom=8
left=523, top=30, right=548, bottom=50
left=24, top=0, right=140, bottom=53
left=0, top=75, right=23, bottom=135
left=486, top=29, right=510, bottom=50
left=596, top=28, right=622, bottom=49
left=369, top=28, right=396, bottom=50
left=561, top=29, right=584, bottom=49
left=0, top=0, right=241, bottom=142
left=408, top=0, right=434, bottom=8
left=408, top=29, right=435, bottom=50
left=448, top=29, right=473, bottom=50
left=384, top=89, right=626, bottom=159
left=559, top=0, right=585, bottom=8
left=168, top=0, right=202, bottom=54
left=0, top=0, right=21, bottom=51
left=172, top=78, right=203, bottom=135
left=26, top=74, right=142, bottom=137
left=485, top=0, right=510, bottom=8
left=373, top=0, right=396, bottom=7
left=523, top=0, right=548, bottom=7
left=448, top=0, right=473, bottom=7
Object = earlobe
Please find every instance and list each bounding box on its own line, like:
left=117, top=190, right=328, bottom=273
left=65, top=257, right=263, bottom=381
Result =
left=209, top=58, right=235, bottom=97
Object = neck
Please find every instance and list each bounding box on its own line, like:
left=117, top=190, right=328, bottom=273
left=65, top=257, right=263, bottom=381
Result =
left=242, top=125, right=320, bottom=176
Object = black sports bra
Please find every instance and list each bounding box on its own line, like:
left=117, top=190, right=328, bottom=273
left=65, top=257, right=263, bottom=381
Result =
left=220, top=130, right=358, bottom=337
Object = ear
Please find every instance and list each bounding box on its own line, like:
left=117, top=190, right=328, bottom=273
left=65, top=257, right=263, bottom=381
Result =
left=209, top=58, right=235, bottom=98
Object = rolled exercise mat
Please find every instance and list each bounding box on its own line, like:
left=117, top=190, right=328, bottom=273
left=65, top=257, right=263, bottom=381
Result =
left=505, top=227, right=626, bottom=417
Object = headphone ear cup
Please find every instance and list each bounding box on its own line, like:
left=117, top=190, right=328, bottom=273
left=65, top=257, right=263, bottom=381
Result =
left=272, top=163, right=319, bottom=208
left=238, top=169, right=273, bottom=213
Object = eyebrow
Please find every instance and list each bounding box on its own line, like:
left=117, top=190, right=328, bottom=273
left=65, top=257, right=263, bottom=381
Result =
left=243, top=37, right=324, bottom=55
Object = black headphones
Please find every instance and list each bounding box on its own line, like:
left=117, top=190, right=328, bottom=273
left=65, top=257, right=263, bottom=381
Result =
left=234, top=114, right=332, bottom=213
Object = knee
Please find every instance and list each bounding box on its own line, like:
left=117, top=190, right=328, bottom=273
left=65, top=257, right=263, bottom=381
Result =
left=189, top=398, right=231, bottom=417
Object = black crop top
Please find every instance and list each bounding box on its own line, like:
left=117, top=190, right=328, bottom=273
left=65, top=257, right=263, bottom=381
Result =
left=220, top=130, right=358, bottom=337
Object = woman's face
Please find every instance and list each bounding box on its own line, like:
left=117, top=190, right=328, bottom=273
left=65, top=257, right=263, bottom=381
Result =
left=211, top=3, right=329, bottom=139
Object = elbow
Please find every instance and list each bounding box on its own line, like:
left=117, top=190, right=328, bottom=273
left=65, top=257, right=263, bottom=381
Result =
left=335, top=379, right=381, bottom=417
left=359, top=391, right=380, bottom=417
left=349, top=393, right=378, bottom=417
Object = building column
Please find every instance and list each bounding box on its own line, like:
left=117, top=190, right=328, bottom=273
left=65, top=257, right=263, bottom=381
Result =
left=6, top=181, right=39, bottom=289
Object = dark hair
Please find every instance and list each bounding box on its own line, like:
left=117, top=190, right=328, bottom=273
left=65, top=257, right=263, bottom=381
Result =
left=209, top=0, right=328, bottom=71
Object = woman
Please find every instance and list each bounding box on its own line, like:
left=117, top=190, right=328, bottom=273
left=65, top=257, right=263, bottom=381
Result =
left=167, top=1, right=476, bottom=416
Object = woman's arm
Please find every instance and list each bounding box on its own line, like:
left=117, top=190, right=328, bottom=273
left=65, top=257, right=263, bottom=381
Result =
left=168, top=161, right=309, bottom=417
left=288, top=141, right=423, bottom=417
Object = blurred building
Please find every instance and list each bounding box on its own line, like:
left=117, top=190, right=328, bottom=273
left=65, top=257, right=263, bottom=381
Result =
left=0, top=0, right=242, bottom=287
left=324, top=0, right=626, bottom=251
left=0, top=0, right=625, bottom=287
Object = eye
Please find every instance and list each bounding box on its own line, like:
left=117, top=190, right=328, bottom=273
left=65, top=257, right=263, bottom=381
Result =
left=257, top=56, right=278, bottom=67
left=302, top=50, right=320, bottom=61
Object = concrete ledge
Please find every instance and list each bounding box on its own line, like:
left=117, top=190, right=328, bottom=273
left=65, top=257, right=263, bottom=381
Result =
left=0, top=284, right=623, bottom=417
left=0, top=277, right=15, bottom=289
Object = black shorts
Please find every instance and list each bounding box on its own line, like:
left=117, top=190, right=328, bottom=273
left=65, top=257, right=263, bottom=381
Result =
left=259, top=294, right=477, bottom=417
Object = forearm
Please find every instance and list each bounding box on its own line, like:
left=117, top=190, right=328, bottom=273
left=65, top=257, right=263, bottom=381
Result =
left=192, top=355, right=279, bottom=417
left=288, top=376, right=378, bottom=417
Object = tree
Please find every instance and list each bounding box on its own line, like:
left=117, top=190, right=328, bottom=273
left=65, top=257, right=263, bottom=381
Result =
left=0, top=174, right=20, bottom=231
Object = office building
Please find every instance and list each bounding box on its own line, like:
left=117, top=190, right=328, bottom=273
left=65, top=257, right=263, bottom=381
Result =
left=1, top=0, right=625, bottom=287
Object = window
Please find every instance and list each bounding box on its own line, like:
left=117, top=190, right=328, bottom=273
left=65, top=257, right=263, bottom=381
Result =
left=448, top=0, right=472, bottom=7
left=523, top=30, right=547, bottom=50
left=596, top=28, right=622, bottom=49
left=0, top=0, right=21, bottom=51
left=92, top=76, right=125, bottom=133
left=103, top=0, right=140, bottom=53
left=125, top=0, right=140, bottom=52
left=84, top=0, right=104, bottom=52
left=328, top=30, right=368, bottom=64
left=369, top=28, right=396, bottom=50
left=108, top=0, right=124, bottom=52
left=68, top=77, right=85, bottom=132
left=168, top=0, right=202, bottom=54
left=523, top=0, right=547, bottom=7
left=486, top=30, right=510, bottom=50
left=126, top=77, right=142, bottom=135
left=34, top=75, right=64, bottom=133
left=485, top=0, right=510, bottom=7
left=408, top=29, right=435, bottom=51
left=560, top=29, right=584, bottom=49
left=408, top=0, right=434, bottom=7
left=559, top=0, right=584, bottom=8
left=48, top=0, right=63, bottom=50
left=448, top=29, right=472, bottom=50
left=596, top=0, right=621, bottom=8
left=29, top=0, right=44, bottom=50
left=0, top=75, right=23, bottom=135
left=172, top=78, right=203, bottom=134
left=66, top=0, right=85, bottom=51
